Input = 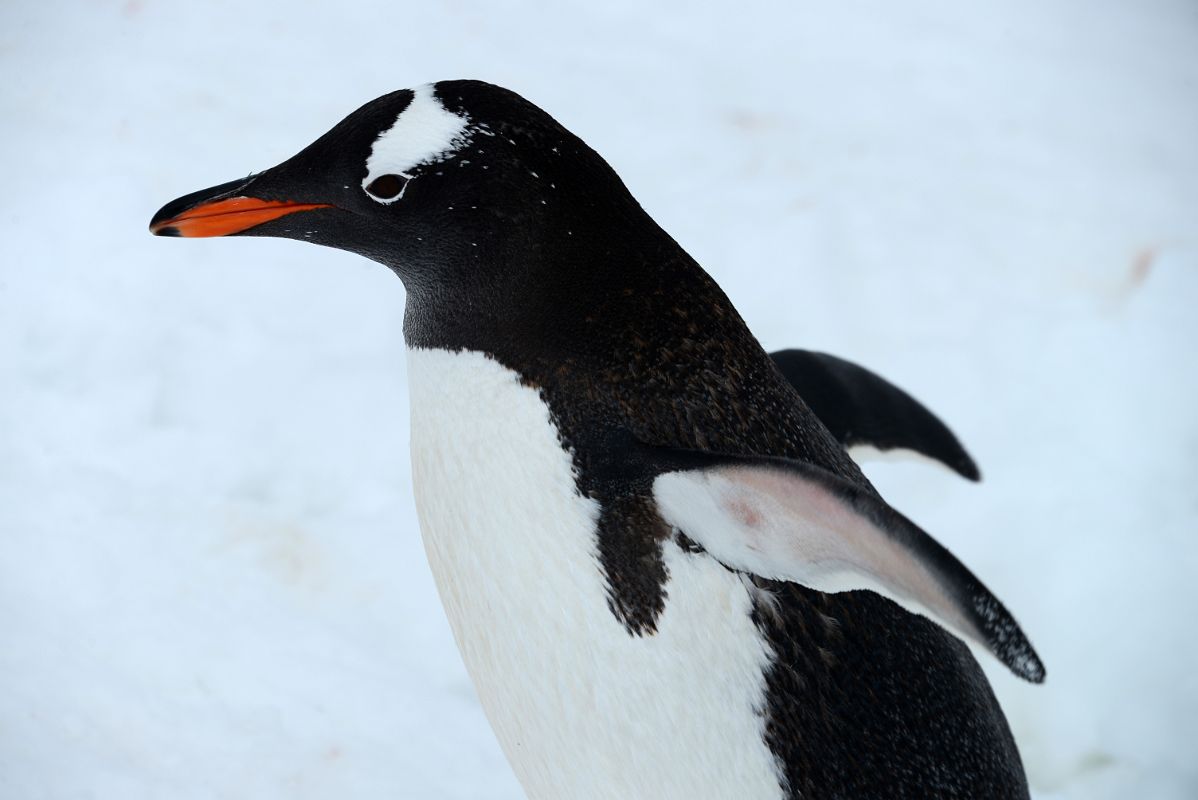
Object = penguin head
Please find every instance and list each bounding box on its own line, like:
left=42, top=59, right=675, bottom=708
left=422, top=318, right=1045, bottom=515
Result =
left=150, top=81, right=645, bottom=303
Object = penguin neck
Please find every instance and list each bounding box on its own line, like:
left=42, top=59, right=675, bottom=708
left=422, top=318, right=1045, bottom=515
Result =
left=398, top=222, right=783, bottom=467
left=399, top=205, right=716, bottom=366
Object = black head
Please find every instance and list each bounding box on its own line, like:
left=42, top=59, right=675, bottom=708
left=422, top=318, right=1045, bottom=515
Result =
left=150, top=81, right=669, bottom=349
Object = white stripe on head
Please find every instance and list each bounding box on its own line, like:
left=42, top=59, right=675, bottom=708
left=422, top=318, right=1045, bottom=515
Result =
left=363, top=84, right=470, bottom=203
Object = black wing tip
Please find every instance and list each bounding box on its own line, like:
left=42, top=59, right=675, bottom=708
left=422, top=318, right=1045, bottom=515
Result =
left=953, top=451, right=983, bottom=482
left=1024, top=657, right=1047, bottom=684
left=898, top=417, right=982, bottom=483
left=925, top=421, right=982, bottom=482
left=973, top=593, right=1046, bottom=683
left=1004, top=643, right=1047, bottom=684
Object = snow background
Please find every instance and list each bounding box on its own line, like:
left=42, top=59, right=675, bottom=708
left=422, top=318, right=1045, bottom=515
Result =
left=3, top=0, right=1196, bottom=797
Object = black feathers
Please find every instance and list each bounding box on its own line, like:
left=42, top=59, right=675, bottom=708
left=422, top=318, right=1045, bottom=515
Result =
left=771, top=349, right=981, bottom=480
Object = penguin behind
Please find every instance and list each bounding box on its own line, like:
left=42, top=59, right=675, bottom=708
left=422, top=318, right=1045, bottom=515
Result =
left=151, top=80, right=1044, bottom=799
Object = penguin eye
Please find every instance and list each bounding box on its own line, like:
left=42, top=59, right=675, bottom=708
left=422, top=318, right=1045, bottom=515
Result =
left=365, top=174, right=405, bottom=201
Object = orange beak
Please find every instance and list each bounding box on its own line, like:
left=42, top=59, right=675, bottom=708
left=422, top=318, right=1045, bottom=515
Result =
left=149, top=195, right=332, bottom=237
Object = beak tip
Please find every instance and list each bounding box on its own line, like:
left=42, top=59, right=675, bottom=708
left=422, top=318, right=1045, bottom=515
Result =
left=148, top=183, right=332, bottom=239
left=148, top=206, right=173, bottom=235
left=148, top=175, right=257, bottom=239
left=149, top=198, right=191, bottom=236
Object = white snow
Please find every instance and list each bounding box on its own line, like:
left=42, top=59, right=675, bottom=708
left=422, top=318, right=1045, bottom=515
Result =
left=2, top=1, right=1195, bottom=799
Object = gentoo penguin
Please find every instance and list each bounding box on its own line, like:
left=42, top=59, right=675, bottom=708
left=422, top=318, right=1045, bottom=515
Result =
left=150, top=81, right=1044, bottom=799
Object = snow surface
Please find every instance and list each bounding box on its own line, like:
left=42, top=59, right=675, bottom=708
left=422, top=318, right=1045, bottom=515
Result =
left=2, top=1, right=1196, bottom=798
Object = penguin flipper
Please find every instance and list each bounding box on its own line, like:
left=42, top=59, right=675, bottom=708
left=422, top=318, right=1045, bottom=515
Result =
left=644, top=447, right=1043, bottom=682
left=769, top=349, right=981, bottom=481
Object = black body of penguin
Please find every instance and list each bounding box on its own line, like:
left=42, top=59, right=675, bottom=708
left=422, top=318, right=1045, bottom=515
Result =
left=151, top=80, right=1043, bottom=799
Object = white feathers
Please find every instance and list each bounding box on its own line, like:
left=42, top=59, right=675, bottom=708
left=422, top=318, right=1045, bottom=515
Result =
left=362, top=84, right=470, bottom=204
left=653, top=464, right=982, bottom=657
left=847, top=443, right=956, bottom=474
left=406, top=348, right=784, bottom=800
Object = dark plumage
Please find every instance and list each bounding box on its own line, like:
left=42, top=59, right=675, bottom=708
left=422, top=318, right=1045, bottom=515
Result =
left=151, top=80, right=1039, bottom=798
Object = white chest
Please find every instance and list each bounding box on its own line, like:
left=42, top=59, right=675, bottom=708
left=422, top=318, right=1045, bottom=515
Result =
left=406, top=347, right=784, bottom=800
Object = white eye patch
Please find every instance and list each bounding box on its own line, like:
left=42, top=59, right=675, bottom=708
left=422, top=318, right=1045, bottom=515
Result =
left=362, top=84, right=471, bottom=204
